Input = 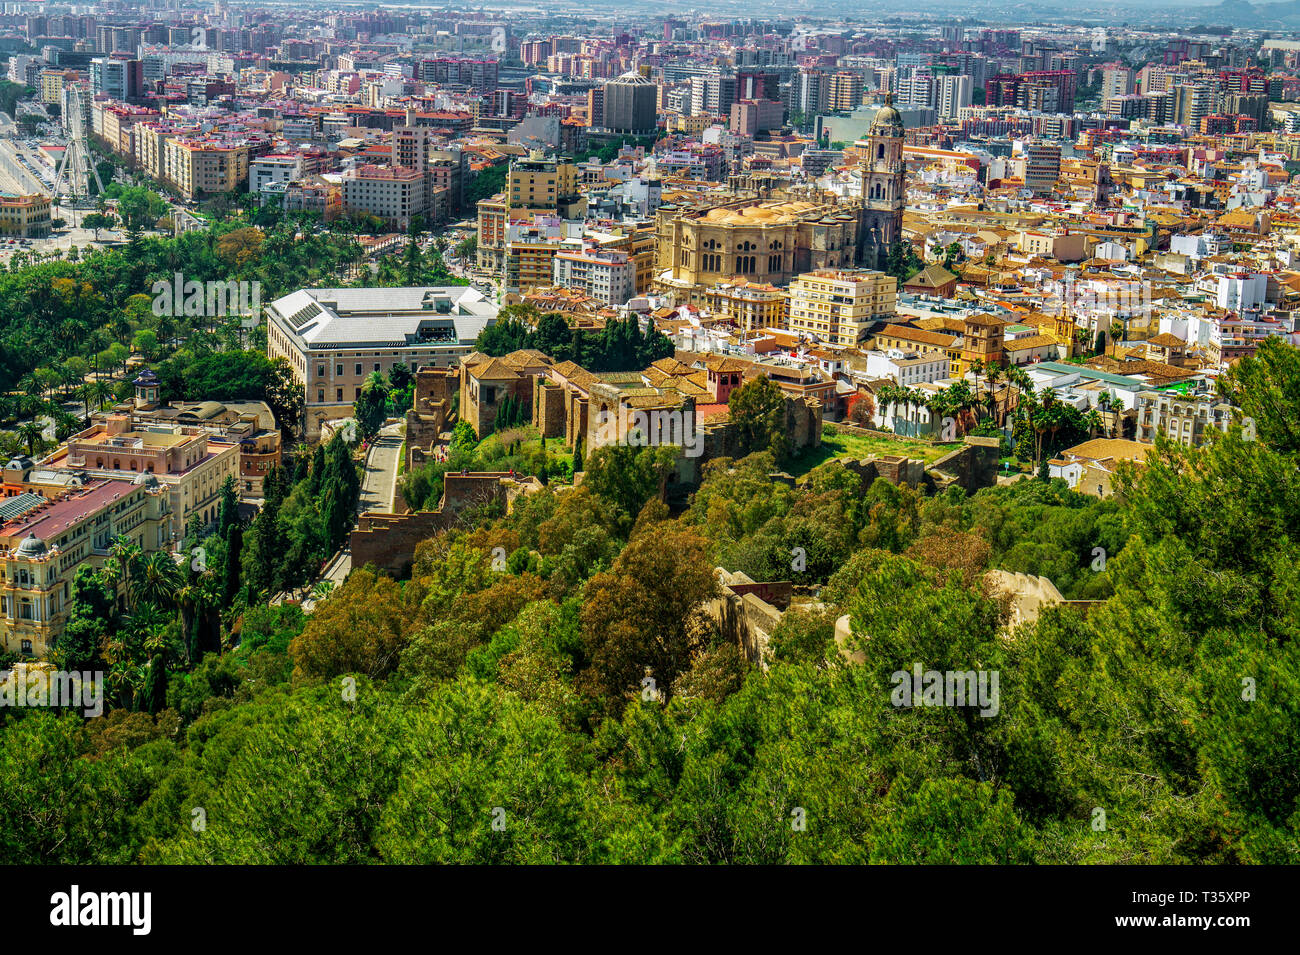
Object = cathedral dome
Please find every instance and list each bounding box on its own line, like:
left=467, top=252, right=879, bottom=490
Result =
left=870, top=92, right=905, bottom=135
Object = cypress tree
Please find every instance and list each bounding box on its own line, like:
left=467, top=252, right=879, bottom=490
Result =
left=308, top=444, right=327, bottom=496
left=142, top=654, right=166, bottom=715
left=218, top=476, right=239, bottom=535
left=224, top=522, right=243, bottom=608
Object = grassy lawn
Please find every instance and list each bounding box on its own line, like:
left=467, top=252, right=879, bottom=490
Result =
left=477, top=425, right=575, bottom=473
left=787, top=429, right=963, bottom=479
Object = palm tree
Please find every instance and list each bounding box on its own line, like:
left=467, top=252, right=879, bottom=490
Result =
left=1004, top=367, right=1031, bottom=426
left=924, top=394, right=947, bottom=440
left=1083, top=408, right=1104, bottom=438
left=968, top=357, right=984, bottom=420
left=131, top=551, right=184, bottom=611
left=89, top=379, right=116, bottom=410
left=53, top=409, right=81, bottom=441
left=940, top=380, right=974, bottom=435
left=16, top=421, right=45, bottom=455
left=985, top=363, right=1005, bottom=427
left=106, top=536, right=143, bottom=604
left=875, top=385, right=900, bottom=430
left=77, top=382, right=94, bottom=419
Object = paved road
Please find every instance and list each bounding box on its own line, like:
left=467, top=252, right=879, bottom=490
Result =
left=301, top=547, right=352, bottom=613
left=360, top=424, right=403, bottom=514
left=298, top=423, right=403, bottom=610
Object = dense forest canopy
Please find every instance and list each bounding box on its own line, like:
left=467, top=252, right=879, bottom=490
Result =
left=2, top=337, right=1297, bottom=863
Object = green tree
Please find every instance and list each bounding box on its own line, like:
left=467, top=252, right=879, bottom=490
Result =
left=728, top=374, right=791, bottom=462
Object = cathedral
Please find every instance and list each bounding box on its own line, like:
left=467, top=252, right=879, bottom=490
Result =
left=652, top=98, right=907, bottom=296
left=855, top=94, right=907, bottom=271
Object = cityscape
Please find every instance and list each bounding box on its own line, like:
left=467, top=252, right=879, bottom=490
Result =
left=0, top=0, right=1292, bottom=894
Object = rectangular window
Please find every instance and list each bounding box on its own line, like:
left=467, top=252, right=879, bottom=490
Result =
left=355, top=363, right=363, bottom=376
left=336, top=364, right=344, bottom=376
left=336, top=388, right=343, bottom=401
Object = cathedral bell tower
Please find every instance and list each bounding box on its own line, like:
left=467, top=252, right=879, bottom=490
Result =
left=858, top=92, right=906, bottom=272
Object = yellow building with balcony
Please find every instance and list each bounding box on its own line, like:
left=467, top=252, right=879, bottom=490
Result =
left=787, top=268, right=897, bottom=346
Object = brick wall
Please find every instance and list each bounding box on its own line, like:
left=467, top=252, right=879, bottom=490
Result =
left=350, top=472, right=517, bottom=576
left=532, top=378, right=567, bottom=439
left=405, top=367, right=456, bottom=471
left=350, top=510, right=456, bottom=576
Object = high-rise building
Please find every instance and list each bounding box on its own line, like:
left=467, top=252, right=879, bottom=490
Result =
left=829, top=72, right=864, bottom=111
left=1102, top=67, right=1135, bottom=100
left=897, top=73, right=935, bottom=109
left=552, top=245, right=636, bottom=305
left=791, top=69, right=828, bottom=118
left=1024, top=140, right=1061, bottom=196
left=936, top=75, right=973, bottom=120
left=1173, top=83, right=1211, bottom=127
left=89, top=56, right=142, bottom=100
left=601, top=71, right=657, bottom=134
left=586, top=87, right=604, bottom=127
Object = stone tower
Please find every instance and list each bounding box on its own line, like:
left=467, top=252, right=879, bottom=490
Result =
left=858, top=93, right=906, bottom=271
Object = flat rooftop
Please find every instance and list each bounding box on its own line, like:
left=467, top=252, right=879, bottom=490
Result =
left=0, top=480, right=129, bottom=544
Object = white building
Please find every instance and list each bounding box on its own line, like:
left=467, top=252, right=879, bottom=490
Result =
left=265, top=286, right=500, bottom=440
left=250, top=154, right=304, bottom=195
left=341, top=163, right=427, bottom=230
left=864, top=348, right=949, bottom=386
left=553, top=246, right=636, bottom=306
left=1216, top=273, right=1268, bottom=313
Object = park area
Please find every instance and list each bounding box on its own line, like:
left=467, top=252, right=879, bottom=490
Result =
left=787, top=425, right=963, bottom=478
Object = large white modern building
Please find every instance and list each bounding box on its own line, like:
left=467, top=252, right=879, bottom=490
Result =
left=266, top=287, right=500, bottom=440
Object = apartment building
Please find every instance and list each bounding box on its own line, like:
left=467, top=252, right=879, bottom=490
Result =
left=507, top=153, right=583, bottom=215
left=504, top=228, right=566, bottom=294
left=163, top=138, right=251, bottom=200
left=1024, top=140, right=1062, bottom=196
left=265, top=286, right=500, bottom=440
left=828, top=72, right=865, bottom=111
left=284, top=176, right=342, bottom=222
left=90, top=56, right=143, bottom=101
left=787, top=268, right=897, bottom=346
left=704, top=280, right=788, bottom=333
left=342, top=164, right=426, bottom=230
left=250, top=154, right=305, bottom=195
left=552, top=246, right=636, bottom=306
left=39, top=69, right=79, bottom=105
left=0, top=474, right=173, bottom=659
left=1134, top=389, right=1234, bottom=447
